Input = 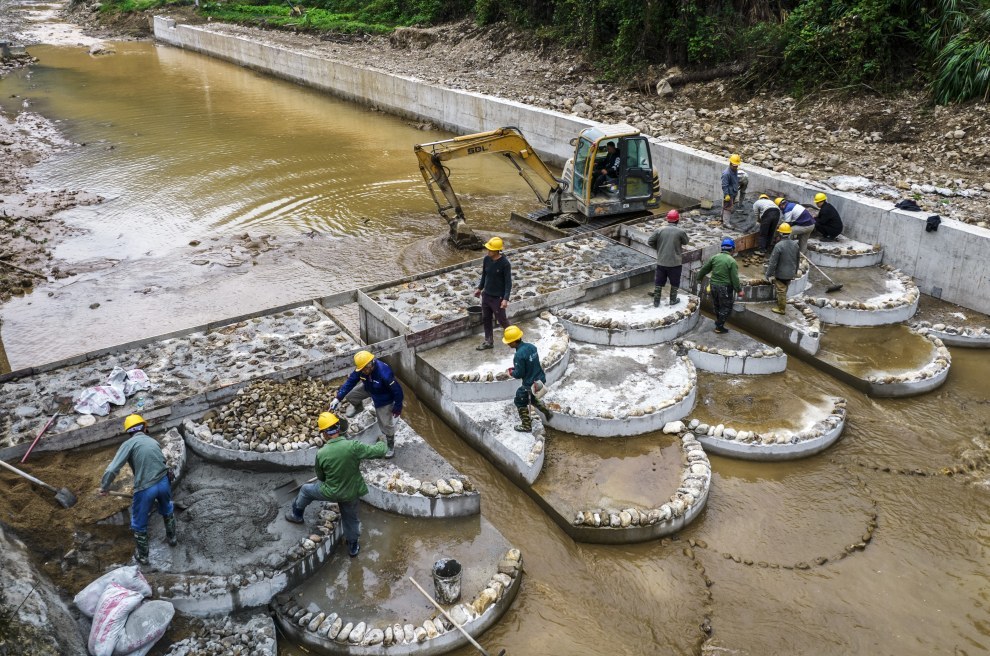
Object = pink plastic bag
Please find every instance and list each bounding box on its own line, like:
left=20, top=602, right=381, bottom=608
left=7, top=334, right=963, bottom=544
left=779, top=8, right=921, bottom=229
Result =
left=88, top=583, right=144, bottom=656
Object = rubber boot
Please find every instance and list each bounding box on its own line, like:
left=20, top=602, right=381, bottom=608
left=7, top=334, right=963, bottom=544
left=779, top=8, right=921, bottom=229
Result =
left=514, top=406, right=532, bottom=433
left=133, top=531, right=150, bottom=566
left=669, top=289, right=680, bottom=306
left=653, top=285, right=662, bottom=308
left=533, top=398, right=553, bottom=421
left=164, top=514, right=178, bottom=546
left=385, top=436, right=395, bottom=459
left=772, top=288, right=787, bottom=315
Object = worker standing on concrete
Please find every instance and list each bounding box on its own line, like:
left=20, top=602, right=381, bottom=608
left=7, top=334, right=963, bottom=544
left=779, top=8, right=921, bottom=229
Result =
left=764, top=223, right=800, bottom=315
left=99, top=414, right=176, bottom=566
left=474, top=236, right=512, bottom=351
left=720, top=154, right=748, bottom=217
left=330, top=351, right=403, bottom=458
left=776, top=197, right=816, bottom=253
left=813, top=193, right=844, bottom=240
left=697, top=238, right=744, bottom=334
left=647, top=209, right=690, bottom=307
left=752, top=194, right=781, bottom=255
left=503, top=325, right=553, bottom=433
left=284, top=412, right=386, bottom=558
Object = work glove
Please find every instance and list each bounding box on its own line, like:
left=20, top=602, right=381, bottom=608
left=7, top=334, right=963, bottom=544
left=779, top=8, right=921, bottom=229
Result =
left=507, top=367, right=514, bottom=376
left=737, top=291, right=744, bottom=298
left=329, top=398, right=340, bottom=411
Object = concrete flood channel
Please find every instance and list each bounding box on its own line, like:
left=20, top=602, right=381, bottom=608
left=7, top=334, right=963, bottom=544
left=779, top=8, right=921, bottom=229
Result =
left=0, top=21, right=989, bottom=656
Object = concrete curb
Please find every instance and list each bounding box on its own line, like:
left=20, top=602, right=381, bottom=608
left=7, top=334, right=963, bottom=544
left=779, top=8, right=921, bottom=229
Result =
left=441, top=344, right=570, bottom=403
left=448, top=401, right=545, bottom=485
left=729, top=299, right=822, bottom=356
left=863, top=331, right=952, bottom=397
left=271, top=549, right=523, bottom=654
left=911, top=322, right=990, bottom=348
left=682, top=344, right=787, bottom=375
left=545, top=385, right=697, bottom=437
left=807, top=247, right=884, bottom=269
left=810, top=294, right=919, bottom=326
left=554, top=303, right=701, bottom=346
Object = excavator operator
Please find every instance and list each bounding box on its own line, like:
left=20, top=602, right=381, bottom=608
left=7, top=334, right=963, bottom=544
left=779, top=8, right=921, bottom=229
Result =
left=592, top=141, right=621, bottom=194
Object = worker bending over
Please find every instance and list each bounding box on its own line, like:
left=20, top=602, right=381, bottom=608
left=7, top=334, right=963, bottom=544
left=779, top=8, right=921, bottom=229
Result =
left=330, top=351, right=403, bottom=458
left=764, top=223, right=800, bottom=315
left=698, top=238, right=743, bottom=334
left=647, top=210, right=690, bottom=307
left=99, top=414, right=176, bottom=566
left=474, top=236, right=512, bottom=351
left=776, top=197, right=815, bottom=253
left=284, top=412, right=387, bottom=558
left=503, top=325, right=553, bottom=433
left=813, top=193, right=843, bottom=240
left=752, top=194, right=781, bottom=255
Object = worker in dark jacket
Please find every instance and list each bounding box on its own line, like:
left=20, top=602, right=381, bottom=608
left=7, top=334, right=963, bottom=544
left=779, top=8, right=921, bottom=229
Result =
left=813, top=193, right=843, bottom=240
left=764, top=223, right=800, bottom=315
left=647, top=209, right=690, bottom=307
left=330, top=351, right=403, bottom=458
left=99, top=414, right=176, bottom=566
left=474, top=236, right=512, bottom=351
left=592, top=141, right=621, bottom=193
left=285, top=412, right=387, bottom=558
left=697, top=238, right=743, bottom=334
left=503, top=325, right=553, bottom=432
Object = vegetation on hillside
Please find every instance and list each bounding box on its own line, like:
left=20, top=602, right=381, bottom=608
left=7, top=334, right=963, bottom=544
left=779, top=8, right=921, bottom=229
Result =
left=91, top=0, right=990, bottom=104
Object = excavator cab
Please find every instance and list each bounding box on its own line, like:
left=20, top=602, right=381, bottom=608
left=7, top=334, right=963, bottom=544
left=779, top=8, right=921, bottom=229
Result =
left=568, top=126, right=660, bottom=217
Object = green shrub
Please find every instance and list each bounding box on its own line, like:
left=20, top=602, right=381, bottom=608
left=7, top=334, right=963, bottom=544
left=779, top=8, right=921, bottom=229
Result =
left=928, top=0, right=990, bottom=103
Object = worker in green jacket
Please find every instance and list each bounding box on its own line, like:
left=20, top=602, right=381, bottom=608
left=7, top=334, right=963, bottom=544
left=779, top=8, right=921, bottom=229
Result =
left=697, top=238, right=743, bottom=334
left=284, top=412, right=387, bottom=558
left=503, top=325, right=553, bottom=432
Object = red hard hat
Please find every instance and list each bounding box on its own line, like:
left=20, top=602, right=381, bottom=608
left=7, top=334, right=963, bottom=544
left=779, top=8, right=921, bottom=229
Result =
left=666, top=210, right=680, bottom=222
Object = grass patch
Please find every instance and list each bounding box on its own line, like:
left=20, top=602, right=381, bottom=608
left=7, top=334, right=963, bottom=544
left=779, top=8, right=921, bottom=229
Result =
left=197, top=3, right=391, bottom=32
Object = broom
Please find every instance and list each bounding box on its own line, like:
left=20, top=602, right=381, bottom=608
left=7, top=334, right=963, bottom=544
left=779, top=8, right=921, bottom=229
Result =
left=802, top=255, right=844, bottom=293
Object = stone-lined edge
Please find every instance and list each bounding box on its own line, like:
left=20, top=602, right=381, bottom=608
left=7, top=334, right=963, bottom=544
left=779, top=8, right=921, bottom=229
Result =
left=686, top=398, right=847, bottom=461
left=553, top=299, right=701, bottom=346
left=155, top=503, right=342, bottom=617
left=863, top=330, right=952, bottom=397
left=803, top=265, right=920, bottom=326
left=271, top=549, right=523, bottom=655
left=543, top=356, right=698, bottom=437
left=807, top=241, right=884, bottom=269
left=674, top=337, right=787, bottom=375
left=569, top=432, right=711, bottom=541
left=911, top=320, right=990, bottom=349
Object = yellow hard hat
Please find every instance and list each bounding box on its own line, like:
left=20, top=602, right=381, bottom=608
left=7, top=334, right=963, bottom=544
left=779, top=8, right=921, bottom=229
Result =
left=484, top=236, right=504, bottom=251
left=317, top=412, right=341, bottom=433
left=354, top=350, right=375, bottom=371
left=777, top=222, right=792, bottom=234
left=724, top=195, right=732, bottom=202
left=729, top=154, right=741, bottom=166
left=123, top=414, right=146, bottom=433
left=774, top=197, right=785, bottom=207
left=502, top=325, right=523, bottom=344
left=814, top=193, right=827, bottom=204
left=759, top=194, right=769, bottom=200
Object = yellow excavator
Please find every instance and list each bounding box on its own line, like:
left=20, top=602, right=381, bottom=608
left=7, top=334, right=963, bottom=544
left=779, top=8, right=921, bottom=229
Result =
left=414, top=125, right=661, bottom=248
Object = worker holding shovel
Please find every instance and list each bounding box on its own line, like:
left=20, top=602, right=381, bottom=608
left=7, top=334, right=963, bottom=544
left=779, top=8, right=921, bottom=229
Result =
left=98, top=414, right=177, bottom=566
left=284, top=412, right=387, bottom=558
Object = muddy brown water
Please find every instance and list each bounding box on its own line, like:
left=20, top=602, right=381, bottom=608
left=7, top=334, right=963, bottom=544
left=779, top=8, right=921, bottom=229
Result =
left=0, top=39, right=988, bottom=656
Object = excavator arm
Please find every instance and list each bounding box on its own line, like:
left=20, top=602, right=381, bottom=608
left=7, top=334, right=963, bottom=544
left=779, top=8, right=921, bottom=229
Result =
left=414, top=127, right=564, bottom=249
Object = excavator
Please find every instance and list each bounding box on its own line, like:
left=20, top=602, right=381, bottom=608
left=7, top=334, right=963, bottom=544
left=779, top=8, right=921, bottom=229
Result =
left=414, top=125, right=662, bottom=248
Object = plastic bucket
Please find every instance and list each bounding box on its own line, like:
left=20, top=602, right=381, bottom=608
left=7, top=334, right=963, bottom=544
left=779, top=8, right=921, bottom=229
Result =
left=467, top=306, right=482, bottom=316
left=432, top=558, right=462, bottom=604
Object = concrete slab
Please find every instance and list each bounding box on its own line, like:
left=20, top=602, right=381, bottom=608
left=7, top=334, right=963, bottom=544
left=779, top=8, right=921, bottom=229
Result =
left=803, top=264, right=920, bottom=326
left=675, top=318, right=787, bottom=374
left=451, top=399, right=545, bottom=484
left=552, top=283, right=701, bottom=345
left=807, top=235, right=884, bottom=268
left=274, top=507, right=520, bottom=654
left=910, top=294, right=990, bottom=348
left=542, top=342, right=697, bottom=437
left=736, top=300, right=822, bottom=355
left=417, top=314, right=570, bottom=402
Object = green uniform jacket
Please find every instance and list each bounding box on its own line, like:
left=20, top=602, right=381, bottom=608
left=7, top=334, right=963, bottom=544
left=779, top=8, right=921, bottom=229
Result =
left=100, top=431, right=168, bottom=493
left=315, top=437, right=387, bottom=501
left=698, top=252, right=741, bottom=292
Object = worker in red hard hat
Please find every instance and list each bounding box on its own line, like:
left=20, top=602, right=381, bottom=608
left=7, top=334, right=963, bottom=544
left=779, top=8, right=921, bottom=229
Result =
left=646, top=209, right=690, bottom=308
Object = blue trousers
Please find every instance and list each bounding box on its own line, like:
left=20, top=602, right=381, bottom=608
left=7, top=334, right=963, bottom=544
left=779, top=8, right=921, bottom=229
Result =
left=131, top=475, right=173, bottom=532
left=293, top=483, right=361, bottom=543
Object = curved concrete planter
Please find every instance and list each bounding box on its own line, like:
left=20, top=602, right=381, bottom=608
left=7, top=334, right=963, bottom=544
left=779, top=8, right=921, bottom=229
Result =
left=866, top=364, right=950, bottom=397
left=361, top=484, right=480, bottom=519
left=440, top=348, right=569, bottom=403
left=567, top=434, right=711, bottom=543
left=546, top=386, right=697, bottom=438
left=929, top=331, right=990, bottom=348
left=807, top=239, right=883, bottom=268
left=272, top=551, right=523, bottom=655
left=739, top=270, right=810, bottom=302
left=556, top=307, right=700, bottom=346
left=862, top=331, right=951, bottom=397
left=685, top=346, right=787, bottom=375
left=811, top=295, right=919, bottom=327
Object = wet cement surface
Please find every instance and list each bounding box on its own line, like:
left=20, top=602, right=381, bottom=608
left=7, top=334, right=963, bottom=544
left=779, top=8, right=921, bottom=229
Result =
left=556, top=281, right=697, bottom=323
left=683, top=316, right=777, bottom=352
left=818, top=324, right=936, bottom=377
left=805, top=264, right=907, bottom=303
left=417, top=315, right=561, bottom=377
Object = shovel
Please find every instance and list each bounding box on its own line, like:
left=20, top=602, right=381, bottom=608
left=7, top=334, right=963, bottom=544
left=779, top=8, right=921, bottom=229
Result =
left=21, top=397, right=74, bottom=464
left=802, top=255, right=844, bottom=293
left=0, top=459, right=77, bottom=508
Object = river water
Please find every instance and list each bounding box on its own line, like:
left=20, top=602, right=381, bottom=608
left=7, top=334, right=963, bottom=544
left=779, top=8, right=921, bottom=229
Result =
left=1, top=40, right=989, bottom=656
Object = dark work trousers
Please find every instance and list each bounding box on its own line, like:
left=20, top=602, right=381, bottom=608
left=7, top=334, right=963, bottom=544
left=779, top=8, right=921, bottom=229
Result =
left=758, top=208, right=781, bottom=250
left=481, top=292, right=510, bottom=344
left=815, top=221, right=842, bottom=239
left=654, top=265, right=683, bottom=289
left=711, top=284, right=735, bottom=329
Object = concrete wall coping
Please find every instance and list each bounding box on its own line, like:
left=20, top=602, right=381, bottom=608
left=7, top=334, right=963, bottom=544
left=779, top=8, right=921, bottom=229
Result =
left=911, top=321, right=990, bottom=348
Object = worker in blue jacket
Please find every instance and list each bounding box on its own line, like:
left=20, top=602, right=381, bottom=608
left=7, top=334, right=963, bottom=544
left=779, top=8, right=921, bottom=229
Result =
left=503, top=325, right=553, bottom=432
left=330, top=351, right=404, bottom=458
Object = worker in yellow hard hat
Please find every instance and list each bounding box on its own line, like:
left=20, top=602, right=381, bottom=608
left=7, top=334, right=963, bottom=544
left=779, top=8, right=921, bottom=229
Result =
left=98, top=414, right=177, bottom=566
left=503, top=325, right=553, bottom=432
left=473, top=236, right=512, bottom=351
left=812, top=192, right=844, bottom=241
left=765, top=223, right=800, bottom=315
left=720, top=153, right=749, bottom=221
left=328, top=350, right=404, bottom=458
left=284, top=412, right=386, bottom=558
left=752, top=193, right=782, bottom=255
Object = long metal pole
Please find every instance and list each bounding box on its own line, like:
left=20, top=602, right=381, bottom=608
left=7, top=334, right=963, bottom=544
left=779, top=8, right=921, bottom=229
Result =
left=408, top=576, right=493, bottom=656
